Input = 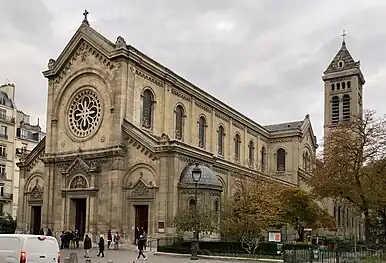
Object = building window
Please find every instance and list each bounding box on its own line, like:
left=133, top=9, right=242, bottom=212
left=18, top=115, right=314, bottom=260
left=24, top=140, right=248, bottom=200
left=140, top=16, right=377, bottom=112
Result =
left=234, top=134, right=241, bottom=162
left=214, top=199, right=219, bottom=213
left=0, top=203, right=3, bottom=215
left=0, top=145, right=5, bottom=158
left=0, top=109, right=5, bottom=120
left=276, top=148, right=286, bottom=171
left=342, top=94, right=350, bottom=121
left=198, top=116, right=206, bottom=148
left=141, top=89, right=154, bottom=129
left=347, top=81, right=351, bottom=89
left=175, top=105, right=184, bottom=140
left=0, top=186, right=3, bottom=196
left=303, top=151, right=311, bottom=171
left=342, top=82, right=346, bottom=89
left=217, top=125, right=225, bottom=156
left=248, top=141, right=254, bottom=168
left=337, top=83, right=340, bottom=90
left=261, top=147, right=266, bottom=171
left=189, top=199, right=195, bottom=210
left=331, top=96, right=339, bottom=124
left=331, top=84, right=335, bottom=91
left=0, top=164, right=5, bottom=176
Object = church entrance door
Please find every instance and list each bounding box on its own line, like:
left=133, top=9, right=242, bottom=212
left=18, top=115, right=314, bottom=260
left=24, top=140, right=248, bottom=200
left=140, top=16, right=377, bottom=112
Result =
left=71, top=198, right=87, bottom=238
left=134, top=205, right=148, bottom=239
left=31, top=205, right=42, bottom=235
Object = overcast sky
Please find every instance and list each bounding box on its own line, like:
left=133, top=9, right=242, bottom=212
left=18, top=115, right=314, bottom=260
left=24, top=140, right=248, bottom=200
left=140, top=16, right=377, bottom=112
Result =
left=1, top=0, right=386, bottom=143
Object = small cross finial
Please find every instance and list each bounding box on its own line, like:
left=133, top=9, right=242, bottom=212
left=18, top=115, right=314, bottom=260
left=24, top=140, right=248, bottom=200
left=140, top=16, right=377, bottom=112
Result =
left=82, top=10, right=89, bottom=26
left=341, top=29, right=347, bottom=43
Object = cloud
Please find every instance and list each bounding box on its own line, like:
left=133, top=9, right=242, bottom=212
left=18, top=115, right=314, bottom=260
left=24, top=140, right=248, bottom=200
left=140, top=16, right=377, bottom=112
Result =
left=1, top=0, right=386, bottom=143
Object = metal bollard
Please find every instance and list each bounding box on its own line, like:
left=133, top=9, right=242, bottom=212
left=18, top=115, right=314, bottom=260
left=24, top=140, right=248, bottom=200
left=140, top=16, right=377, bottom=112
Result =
left=64, top=258, right=70, bottom=263
left=70, top=252, right=78, bottom=263
left=107, top=260, right=113, bottom=263
left=85, top=259, right=91, bottom=263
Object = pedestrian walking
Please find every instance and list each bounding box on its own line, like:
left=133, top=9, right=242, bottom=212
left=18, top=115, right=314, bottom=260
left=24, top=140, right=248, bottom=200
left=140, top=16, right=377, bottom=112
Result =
left=83, top=234, right=92, bottom=258
left=107, top=229, right=112, bottom=250
left=97, top=235, right=105, bottom=257
left=134, top=234, right=147, bottom=261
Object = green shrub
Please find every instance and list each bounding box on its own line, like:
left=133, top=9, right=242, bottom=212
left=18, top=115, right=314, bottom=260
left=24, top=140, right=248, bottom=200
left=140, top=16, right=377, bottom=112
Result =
left=0, top=213, right=16, bottom=234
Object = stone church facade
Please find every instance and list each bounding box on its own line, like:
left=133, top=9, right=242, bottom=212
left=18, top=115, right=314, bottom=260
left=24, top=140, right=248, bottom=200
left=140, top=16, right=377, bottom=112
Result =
left=16, top=15, right=318, bottom=242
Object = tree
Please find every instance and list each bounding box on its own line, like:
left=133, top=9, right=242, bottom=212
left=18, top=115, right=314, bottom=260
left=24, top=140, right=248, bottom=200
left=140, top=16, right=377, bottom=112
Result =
left=221, top=178, right=283, bottom=254
left=0, top=213, right=16, bottom=234
left=173, top=203, right=219, bottom=235
left=308, top=110, right=386, bottom=243
left=280, top=187, right=335, bottom=242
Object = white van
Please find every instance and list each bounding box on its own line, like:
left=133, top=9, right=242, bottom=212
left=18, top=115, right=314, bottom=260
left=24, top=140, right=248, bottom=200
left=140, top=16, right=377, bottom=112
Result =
left=0, top=234, right=60, bottom=263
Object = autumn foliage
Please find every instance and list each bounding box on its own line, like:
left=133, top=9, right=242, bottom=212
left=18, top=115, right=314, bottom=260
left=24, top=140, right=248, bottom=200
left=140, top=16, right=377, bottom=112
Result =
left=308, top=110, right=386, bottom=243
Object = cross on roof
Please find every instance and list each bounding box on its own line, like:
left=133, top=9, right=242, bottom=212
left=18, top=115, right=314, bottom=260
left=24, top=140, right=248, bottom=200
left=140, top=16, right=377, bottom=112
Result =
left=341, top=29, right=347, bottom=42
left=82, top=9, right=90, bottom=26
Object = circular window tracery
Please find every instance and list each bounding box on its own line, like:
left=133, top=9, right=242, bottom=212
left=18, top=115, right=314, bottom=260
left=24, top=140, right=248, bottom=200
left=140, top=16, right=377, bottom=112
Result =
left=68, top=89, right=102, bottom=139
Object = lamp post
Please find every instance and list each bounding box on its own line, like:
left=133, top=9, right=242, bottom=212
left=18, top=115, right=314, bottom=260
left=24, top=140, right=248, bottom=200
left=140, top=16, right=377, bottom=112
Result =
left=190, top=163, right=202, bottom=260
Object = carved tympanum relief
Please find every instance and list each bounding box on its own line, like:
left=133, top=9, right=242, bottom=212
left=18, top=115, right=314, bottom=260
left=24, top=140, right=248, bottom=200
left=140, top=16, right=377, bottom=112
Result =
left=70, top=175, right=88, bottom=189
left=67, top=88, right=102, bottom=140
left=29, top=179, right=44, bottom=200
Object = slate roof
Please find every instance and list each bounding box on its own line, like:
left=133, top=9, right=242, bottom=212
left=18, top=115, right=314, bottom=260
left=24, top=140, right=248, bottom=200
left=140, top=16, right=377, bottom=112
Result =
left=263, top=120, right=304, bottom=132
left=324, top=41, right=360, bottom=74
left=179, top=164, right=222, bottom=188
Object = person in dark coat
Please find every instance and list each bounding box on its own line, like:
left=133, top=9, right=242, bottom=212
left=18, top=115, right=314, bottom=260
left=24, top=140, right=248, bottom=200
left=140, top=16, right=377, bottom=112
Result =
left=83, top=234, right=92, bottom=258
left=39, top=228, right=44, bottom=235
left=136, top=235, right=147, bottom=260
left=97, top=235, right=105, bottom=257
left=46, top=228, right=52, bottom=236
left=107, top=230, right=112, bottom=250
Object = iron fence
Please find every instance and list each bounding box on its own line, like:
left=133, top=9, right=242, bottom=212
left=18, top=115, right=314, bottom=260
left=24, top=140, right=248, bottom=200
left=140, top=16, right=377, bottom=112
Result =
left=284, top=247, right=386, bottom=263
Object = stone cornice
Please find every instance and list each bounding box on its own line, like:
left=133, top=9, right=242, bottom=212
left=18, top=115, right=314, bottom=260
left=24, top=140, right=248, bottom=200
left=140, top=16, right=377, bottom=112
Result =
left=43, top=144, right=126, bottom=163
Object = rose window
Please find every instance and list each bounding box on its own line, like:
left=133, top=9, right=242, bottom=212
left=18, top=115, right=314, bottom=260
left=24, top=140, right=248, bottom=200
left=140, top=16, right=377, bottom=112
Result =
left=68, top=89, right=102, bottom=138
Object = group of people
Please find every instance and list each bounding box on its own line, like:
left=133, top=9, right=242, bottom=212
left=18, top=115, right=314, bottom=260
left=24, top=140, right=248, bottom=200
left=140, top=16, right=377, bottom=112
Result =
left=83, top=230, right=121, bottom=258
left=60, top=229, right=80, bottom=249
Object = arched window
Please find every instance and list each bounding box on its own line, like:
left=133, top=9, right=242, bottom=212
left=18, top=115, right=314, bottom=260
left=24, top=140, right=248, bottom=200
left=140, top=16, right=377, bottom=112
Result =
left=218, top=125, right=225, bottom=156
left=142, top=89, right=154, bottom=129
left=342, top=94, right=350, bottom=121
left=331, top=96, right=339, bottom=124
left=347, top=81, right=351, bottom=89
left=276, top=148, right=286, bottom=171
left=234, top=134, right=241, bottom=162
left=214, top=199, right=219, bottom=213
left=198, top=116, right=206, bottom=148
left=248, top=141, right=254, bottom=167
left=189, top=199, right=195, bottom=210
left=303, top=151, right=310, bottom=171
left=342, top=82, right=346, bottom=89
left=175, top=105, right=184, bottom=140
left=261, top=147, right=266, bottom=171
left=331, top=84, right=335, bottom=91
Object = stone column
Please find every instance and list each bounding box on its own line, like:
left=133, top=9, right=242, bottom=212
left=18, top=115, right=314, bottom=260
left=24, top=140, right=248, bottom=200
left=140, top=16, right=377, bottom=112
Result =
left=109, top=157, right=125, bottom=231
left=16, top=168, right=26, bottom=232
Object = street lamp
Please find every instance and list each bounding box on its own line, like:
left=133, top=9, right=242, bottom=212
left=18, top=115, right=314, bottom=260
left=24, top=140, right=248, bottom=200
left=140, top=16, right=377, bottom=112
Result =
left=190, top=163, right=202, bottom=260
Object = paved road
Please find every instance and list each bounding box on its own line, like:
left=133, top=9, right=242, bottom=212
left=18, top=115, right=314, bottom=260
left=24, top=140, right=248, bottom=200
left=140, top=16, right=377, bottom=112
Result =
left=60, top=248, right=260, bottom=263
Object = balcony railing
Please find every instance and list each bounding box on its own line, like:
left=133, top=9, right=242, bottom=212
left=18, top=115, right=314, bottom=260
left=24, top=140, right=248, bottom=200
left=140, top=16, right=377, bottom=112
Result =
left=0, top=193, right=13, bottom=201
left=0, top=153, right=7, bottom=159
left=0, top=134, right=8, bottom=139
left=0, top=114, right=15, bottom=124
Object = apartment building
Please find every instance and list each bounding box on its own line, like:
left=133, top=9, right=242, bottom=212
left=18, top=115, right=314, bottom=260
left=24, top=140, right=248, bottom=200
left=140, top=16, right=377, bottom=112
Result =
left=0, top=83, right=45, bottom=217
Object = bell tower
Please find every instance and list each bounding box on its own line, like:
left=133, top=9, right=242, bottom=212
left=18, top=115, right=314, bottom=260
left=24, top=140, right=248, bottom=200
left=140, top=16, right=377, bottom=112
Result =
left=322, top=31, right=365, bottom=137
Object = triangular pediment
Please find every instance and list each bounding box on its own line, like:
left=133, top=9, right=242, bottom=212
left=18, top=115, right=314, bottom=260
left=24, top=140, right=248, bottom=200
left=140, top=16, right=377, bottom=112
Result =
left=43, top=23, right=116, bottom=79
left=16, top=137, right=46, bottom=171
left=300, top=116, right=318, bottom=149
left=121, top=118, right=159, bottom=160
left=61, top=155, right=96, bottom=175
left=324, top=42, right=360, bottom=74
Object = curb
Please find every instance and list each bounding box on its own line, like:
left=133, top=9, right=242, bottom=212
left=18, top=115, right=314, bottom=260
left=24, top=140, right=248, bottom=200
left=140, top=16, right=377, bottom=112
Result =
left=153, top=252, right=284, bottom=262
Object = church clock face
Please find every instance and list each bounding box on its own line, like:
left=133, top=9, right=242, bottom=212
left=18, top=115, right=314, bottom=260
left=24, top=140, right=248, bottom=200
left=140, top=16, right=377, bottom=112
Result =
left=67, top=88, right=102, bottom=141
